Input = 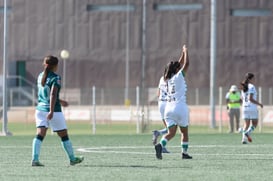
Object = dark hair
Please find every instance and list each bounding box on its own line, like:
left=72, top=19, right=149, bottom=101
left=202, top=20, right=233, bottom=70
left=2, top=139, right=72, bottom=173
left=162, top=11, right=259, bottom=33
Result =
left=163, top=61, right=180, bottom=81
left=41, top=55, right=59, bottom=86
left=240, top=72, right=254, bottom=92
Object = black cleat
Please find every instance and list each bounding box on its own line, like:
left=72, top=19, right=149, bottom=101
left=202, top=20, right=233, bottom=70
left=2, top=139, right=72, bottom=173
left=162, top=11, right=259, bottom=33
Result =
left=155, top=144, right=162, bottom=160
left=242, top=141, right=247, bottom=144
left=182, top=153, right=192, bottom=159
left=31, top=161, right=44, bottom=167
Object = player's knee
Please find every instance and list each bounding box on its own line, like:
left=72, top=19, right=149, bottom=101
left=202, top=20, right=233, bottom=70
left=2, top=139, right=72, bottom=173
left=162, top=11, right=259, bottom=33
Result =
left=36, top=134, right=44, bottom=141
left=61, top=135, right=69, bottom=142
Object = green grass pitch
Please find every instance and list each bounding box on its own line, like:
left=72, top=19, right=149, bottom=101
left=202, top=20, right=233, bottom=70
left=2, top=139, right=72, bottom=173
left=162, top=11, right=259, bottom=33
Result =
left=1, top=123, right=273, bottom=181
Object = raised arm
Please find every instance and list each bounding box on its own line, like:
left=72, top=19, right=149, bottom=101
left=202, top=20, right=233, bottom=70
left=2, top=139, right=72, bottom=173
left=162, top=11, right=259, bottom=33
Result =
left=179, top=44, right=189, bottom=74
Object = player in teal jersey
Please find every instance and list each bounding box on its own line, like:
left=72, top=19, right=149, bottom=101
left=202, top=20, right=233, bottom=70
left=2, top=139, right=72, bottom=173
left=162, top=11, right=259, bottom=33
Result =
left=31, top=55, right=84, bottom=166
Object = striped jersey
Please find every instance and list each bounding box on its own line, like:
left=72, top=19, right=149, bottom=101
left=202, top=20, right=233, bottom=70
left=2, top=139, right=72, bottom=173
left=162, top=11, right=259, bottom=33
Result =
left=36, top=71, right=62, bottom=112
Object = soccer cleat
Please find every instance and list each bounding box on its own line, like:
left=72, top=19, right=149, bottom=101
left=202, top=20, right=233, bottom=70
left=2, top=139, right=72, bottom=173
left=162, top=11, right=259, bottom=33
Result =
left=152, top=130, right=160, bottom=145
left=155, top=144, right=162, bottom=160
left=162, top=147, right=170, bottom=153
left=70, top=156, right=84, bottom=166
left=242, top=141, right=247, bottom=144
left=31, top=160, right=44, bottom=167
left=245, top=133, right=252, bottom=142
left=182, top=153, right=192, bottom=159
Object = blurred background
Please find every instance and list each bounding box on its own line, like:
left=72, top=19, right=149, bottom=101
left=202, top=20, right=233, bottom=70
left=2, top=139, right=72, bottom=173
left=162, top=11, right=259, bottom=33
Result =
left=1, top=0, right=273, bottom=134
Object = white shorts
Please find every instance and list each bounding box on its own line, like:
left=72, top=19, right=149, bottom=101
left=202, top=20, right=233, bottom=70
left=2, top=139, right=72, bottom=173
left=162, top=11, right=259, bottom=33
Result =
left=158, top=101, right=167, bottom=120
left=164, top=102, right=189, bottom=127
left=35, top=110, right=67, bottom=132
left=242, top=109, right=258, bottom=120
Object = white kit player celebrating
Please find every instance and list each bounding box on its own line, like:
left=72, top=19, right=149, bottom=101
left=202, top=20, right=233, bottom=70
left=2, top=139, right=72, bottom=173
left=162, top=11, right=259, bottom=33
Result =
left=239, top=73, right=263, bottom=144
left=154, top=44, right=192, bottom=160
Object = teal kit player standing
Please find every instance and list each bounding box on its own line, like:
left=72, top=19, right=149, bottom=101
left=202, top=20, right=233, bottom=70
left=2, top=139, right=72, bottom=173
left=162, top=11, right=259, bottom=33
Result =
left=31, top=55, right=84, bottom=166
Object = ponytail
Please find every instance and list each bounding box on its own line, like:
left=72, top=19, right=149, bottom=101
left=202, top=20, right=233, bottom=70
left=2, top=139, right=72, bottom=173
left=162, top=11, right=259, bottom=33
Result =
left=240, top=72, right=254, bottom=92
left=41, top=55, right=59, bottom=87
left=41, top=67, right=49, bottom=87
left=240, top=80, right=249, bottom=92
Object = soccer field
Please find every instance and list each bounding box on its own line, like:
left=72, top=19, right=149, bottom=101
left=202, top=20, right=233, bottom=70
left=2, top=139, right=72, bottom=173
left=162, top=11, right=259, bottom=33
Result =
left=1, top=129, right=273, bottom=181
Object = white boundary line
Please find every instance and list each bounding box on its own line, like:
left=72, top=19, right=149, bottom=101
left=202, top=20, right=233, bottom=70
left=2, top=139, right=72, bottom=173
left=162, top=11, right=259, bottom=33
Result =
left=75, top=144, right=273, bottom=150
left=76, top=145, right=273, bottom=157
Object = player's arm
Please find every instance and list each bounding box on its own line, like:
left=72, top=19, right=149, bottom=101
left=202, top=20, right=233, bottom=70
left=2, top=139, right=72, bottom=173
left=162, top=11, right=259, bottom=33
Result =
left=249, top=94, right=263, bottom=108
left=179, top=44, right=189, bottom=74
left=47, top=85, right=58, bottom=120
left=60, top=99, right=69, bottom=107
left=157, top=88, right=160, bottom=98
left=178, top=47, right=184, bottom=65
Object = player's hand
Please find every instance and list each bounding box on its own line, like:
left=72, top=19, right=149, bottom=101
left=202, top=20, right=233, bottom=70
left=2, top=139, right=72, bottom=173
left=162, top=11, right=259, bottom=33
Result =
left=60, top=100, right=69, bottom=107
left=183, top=44, right=187, bottom=52
left=47, top=111, right=54, bottom=120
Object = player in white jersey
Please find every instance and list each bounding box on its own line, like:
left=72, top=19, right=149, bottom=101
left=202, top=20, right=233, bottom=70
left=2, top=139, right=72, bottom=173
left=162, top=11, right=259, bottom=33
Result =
left=154, top=44, right=192, bottom=160
left=239, top=73, right=263, bottom=144
left=152, top=72, right=170, bottom=153
left=31, top=55, right=84, bottom=166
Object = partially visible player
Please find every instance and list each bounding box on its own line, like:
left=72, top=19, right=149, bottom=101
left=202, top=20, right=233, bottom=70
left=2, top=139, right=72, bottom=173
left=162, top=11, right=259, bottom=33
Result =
left=154, top=44, right=192, bottom=160
left=239, top=73, right=263, bottom=144
left=152, top=67, right=170, bottom=153
left=31, top=55, right=84, bottom=166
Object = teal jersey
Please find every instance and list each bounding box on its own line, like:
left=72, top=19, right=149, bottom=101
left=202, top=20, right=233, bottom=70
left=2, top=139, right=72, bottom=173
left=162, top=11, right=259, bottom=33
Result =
left=36, top=71, right=62, bottom=112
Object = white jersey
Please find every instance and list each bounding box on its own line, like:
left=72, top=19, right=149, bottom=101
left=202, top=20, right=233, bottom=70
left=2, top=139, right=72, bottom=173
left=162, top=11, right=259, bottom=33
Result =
left=164, top=69, right=189, bottom=127
left=158, top=76, right=167, bottom=120
left=158, top=76, right=168, bottom=101
left=166, top=70, right=187, bottom=104
left=241, top=83, right=257, bottom=111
